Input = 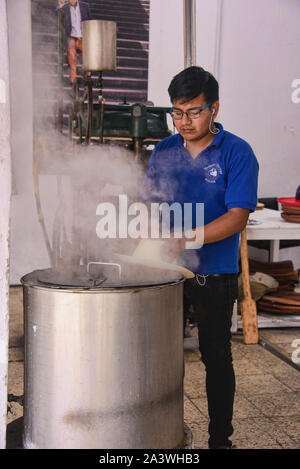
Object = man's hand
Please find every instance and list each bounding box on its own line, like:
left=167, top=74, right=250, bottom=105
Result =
left=161, top=207, right=250, bottom=260
left=57, top=0, right=65, bottom=8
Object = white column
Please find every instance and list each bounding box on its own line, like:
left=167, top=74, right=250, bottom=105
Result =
left=0, top=0, right=12, bottom=449
left=7, top=0, right=37, bottom=285
left=148, top=0, right=184, bottom=106
left=148, top=0, right=222, bottom=105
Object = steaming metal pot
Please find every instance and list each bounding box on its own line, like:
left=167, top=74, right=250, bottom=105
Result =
left=21, top=266, right=185, bottom=449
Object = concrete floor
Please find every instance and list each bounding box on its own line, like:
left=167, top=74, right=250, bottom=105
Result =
left=6, top=286, right=300, bottom=449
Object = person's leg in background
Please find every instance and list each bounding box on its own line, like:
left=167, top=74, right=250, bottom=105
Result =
left=184, top=275, right=238, bottom=449
left=67, top=37, right=77, bottom=84
left=76, top=37, right=83, bottom=53
left=78, top=38, right=92, bottom=80
left=69, top=38, right=91, bottom=82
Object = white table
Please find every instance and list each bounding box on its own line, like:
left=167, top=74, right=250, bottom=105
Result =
left=232, top=208, right=300, bottom=331
left=246, top=208, right=300, bottom=262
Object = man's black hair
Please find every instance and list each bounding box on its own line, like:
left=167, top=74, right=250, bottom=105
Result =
left=168, top=66, right=219, bottom=105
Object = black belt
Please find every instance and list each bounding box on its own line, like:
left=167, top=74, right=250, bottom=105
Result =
left=193, top=273, right=237, bottom=286
left=196, top=273, right=236, bottom=277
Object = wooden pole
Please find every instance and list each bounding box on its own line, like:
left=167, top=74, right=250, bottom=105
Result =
left=240, top=228, right=259, bottom=344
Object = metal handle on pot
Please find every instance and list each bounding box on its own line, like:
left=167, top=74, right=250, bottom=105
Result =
left=87, top=261, right=122, bottom=279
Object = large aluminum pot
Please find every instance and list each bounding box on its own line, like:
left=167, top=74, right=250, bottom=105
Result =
left=21, top=271, right=184, bottom=449
left=82, top=20, right=116, bottom=71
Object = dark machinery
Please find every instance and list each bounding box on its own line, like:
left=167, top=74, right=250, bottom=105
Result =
left=69, top=80, right=172, bottom=159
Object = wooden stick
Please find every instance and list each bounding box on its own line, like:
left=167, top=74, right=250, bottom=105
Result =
left=240, top=228, right=259, bottom=344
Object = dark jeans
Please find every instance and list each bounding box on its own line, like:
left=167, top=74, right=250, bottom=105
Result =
left=184, top=273, right=238, bottom=449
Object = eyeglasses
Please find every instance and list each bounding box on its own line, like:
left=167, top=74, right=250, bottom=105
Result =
left=170, top=103, right=211, bottom=120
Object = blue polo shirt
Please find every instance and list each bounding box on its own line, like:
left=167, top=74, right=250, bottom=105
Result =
left=140, top=123, right=259, bottom=274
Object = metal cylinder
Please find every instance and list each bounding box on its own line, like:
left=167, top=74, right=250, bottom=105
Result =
left=82, top=20, right=116, bottom=71
left=183, top=0, right=196, bottom=68
left=22, top=275, right=184, bottom=449
left=131, top=104, right=148, bottom=138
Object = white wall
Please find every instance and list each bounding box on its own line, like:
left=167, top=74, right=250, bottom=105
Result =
left=7, top=0, right=50, bottom=284
left=148, top=0, right=300, bottom=268
left=0, top=0, right=12, bottom=448
left=148, top=0, right=222, bottom=104
left=219, top=0, right=300, bottom=199
left=149, top=0, right=300, bottom=198
left=148, top=0, right=184, bottom=106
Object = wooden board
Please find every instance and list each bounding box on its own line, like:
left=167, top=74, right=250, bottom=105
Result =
left=240, top=229, right=259, bottom=344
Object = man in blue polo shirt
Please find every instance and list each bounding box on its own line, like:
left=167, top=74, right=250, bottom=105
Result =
left=141, top=66, right=259, bottom=449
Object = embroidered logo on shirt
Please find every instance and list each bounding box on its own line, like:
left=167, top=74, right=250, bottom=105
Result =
left=204, top=163, right=222, bottom=183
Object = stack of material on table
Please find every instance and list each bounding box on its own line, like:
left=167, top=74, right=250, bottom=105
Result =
left=278, top=197, right=300, bottom=223
left=257, top=291, right=300, bottom=314
left=249, top=259, right=298, bottom=291
left=248, top=259, right=300, bottom=314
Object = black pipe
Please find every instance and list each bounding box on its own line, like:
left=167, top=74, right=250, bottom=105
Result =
left=259, top=339, right=300, bottom=372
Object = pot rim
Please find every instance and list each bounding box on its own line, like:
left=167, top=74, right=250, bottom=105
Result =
left=20, top=268, right=185, bottom=292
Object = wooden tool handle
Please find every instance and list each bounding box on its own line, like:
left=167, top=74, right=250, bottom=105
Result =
left=240, top=228, right=259, bottom=344
left=240, top=229, right=252, bottom=298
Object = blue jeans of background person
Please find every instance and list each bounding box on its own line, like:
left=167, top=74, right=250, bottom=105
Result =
left=184, top=273, right=238, bottom=449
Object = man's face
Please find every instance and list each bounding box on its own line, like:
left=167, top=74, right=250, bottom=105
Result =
left=69, top=0, right=78, bottom=6
left=172, top=93, right=219, bottom=143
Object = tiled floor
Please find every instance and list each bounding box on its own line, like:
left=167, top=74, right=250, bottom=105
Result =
left=6, top=287, right=300, bottom=449
left=184, top=328, right=300, bottom=449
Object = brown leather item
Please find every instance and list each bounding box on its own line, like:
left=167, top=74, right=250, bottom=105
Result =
left=248, top=258, right=294, bottom=274
left=248, top=259, right=298, bottom=285
left=248, top=258, right=299, bottom=314
left=270, top=282, right=296, bottom=290
left=280, top=203, right=300, bottom=223
left=273, top=271, right=299, bottom=282
left=281, top=204, right=300, bottom=214
left=258, top=291, right=300, bottom=312
left=281, top=213, right=300, bottom=223
left=260, top=291, right=300, bottom=306
left=257, top=302, right=300, bottom=314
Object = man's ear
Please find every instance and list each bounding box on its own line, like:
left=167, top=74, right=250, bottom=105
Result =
left=211, top=101, right=220, bottom=118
